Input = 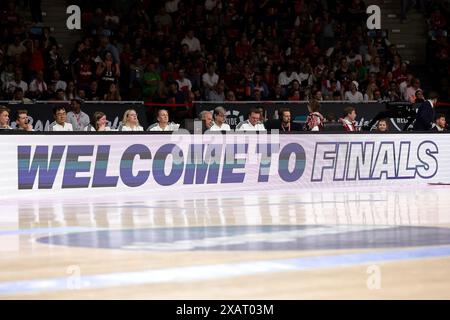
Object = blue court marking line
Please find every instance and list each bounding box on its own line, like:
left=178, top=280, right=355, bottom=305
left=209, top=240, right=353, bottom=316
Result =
left=0, top=227, right=99, bottom=236
left=1, top=245, right=450, bottom=296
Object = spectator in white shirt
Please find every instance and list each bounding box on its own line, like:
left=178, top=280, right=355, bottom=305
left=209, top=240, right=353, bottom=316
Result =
left=202, top=63, right=219, bottom=89
left=202, top=63, right=219, bottom=98
left=15, top=109, right=34, bottom=131
left=181, top=30, right=201, bottom=53
left=29, top=70, right=48, bottom=99
left=236, top=108, right=266, bottom=131
left=6, top=69, right=28, bottom=95
left=51, top=70, right=67, bottom=91
left=84, top=111, right=112, bottom=131
left=148, top=109, right=180, bottom=131
left=346, top=49, right=363, bottom=66
left=205, top=0, right=221, bottom=11
left=120, top=109, right=144, bottom=131
left=176, top=69, right=192, bottom=93
left=208, top=82, right=225, bottom=101
left=344, top=81, right=364, bottom=103
left=298, top=63, right=314, bottom=88
left=1, top=62, right=14, bottom=91
left=165, top=0, right=180, bottom=13
left=404, top=78, right=421, bottom=103
left=368, top=56, right=381, bottom=74
left=199, top=110, right=214, bottom=132
left=154, top=7, right=173, bottom=29
left=48, top=106, right=73, bottom=131
left=209, top=106, right=231, bottom=131
left=278, top=64, right=300, bottom=87
left=7, top=37, right=26, bottom=57
left=11, top=88, right=32, bottom=104
left=67, top=99, right=90, bottom=131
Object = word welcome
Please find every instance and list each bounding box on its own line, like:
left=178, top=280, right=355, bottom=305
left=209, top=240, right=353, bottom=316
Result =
left=17, top=143, right=305, bottom=189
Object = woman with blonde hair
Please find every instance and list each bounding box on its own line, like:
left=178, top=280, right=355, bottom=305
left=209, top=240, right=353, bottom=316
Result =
left=120, top=109, right=144, bottom=131
left=364, top=82, right=379, bottom=101
left=84, top=111, right=111, bottom=131
left=0, top=106, right=12, bottom=130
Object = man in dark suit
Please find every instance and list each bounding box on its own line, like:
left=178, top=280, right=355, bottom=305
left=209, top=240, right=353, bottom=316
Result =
left=413, top=91, right=439, bottom=131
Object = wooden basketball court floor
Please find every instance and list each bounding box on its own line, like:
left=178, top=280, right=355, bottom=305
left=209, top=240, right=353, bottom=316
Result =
left=1, top=185, right=450, bottom=299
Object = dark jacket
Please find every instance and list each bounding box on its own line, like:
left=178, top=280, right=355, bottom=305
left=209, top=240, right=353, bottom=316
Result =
left=430, top=124, right=447, bottom=132
left=413, top=100, right=434, bottom=131
left=264, top=119, right=302, bottom=132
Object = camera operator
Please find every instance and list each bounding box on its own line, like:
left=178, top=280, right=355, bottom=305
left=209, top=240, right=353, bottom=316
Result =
left=363, top=90, right=428, bottom=131
left=363, top=100, right=416, bottom=131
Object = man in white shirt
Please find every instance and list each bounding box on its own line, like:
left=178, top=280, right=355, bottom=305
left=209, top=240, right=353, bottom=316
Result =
left=29, top=70, right=48, bottom=99
left=7, top=37, right=26, bottom=57
left=148, top=109, right=180, bottom=131
left=198, top=110, right=214, bottom=132
left=176, top=69, right=192, bottom=93
left=404, top=78, right=421, bottom=103
left=1, top=62, right=15, bottom=91
left=6, top=69, right=28, bottom=96
left=236, top=108, right=266, bottom=131
left=209, top=106, right=231, bottom=131
left=15, top=109, right=34, bottom=131
left=52, top=70, right=67, bottom=91
left=278, top=65, right=300, bottom=87
left=181, top=30, right=201, bottom=53
left=202, top=63, right=219, bottom=90
left=48, top=106, right=73, bottom=131
left=11, top=87, right=32, bottom=104
left=208, top=82, right=225, bottom=101
left=432, top=113, right=447, bottom=132
left=344, top=81, right=364, bottom=103
left=205, top=0, right=221, bottom=11
left=66, top=99, right=90, bottom=131
left=165, top=0, right=180, bottom=13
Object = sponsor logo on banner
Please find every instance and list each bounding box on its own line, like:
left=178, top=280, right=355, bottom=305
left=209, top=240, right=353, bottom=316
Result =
left=208, top=107, right=244, bottom=127
left=226, top=109, right=245, bottom=127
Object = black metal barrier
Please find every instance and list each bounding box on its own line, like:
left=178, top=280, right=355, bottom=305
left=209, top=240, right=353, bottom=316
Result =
left=2, top=100, right=449, bottom=132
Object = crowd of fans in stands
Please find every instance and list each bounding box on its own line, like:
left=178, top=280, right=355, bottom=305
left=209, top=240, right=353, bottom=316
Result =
left=425, top=0, right=450, bottom=100
left=0, top=0, right=435, bottom=106
left=0, top=0, right=449, bottom=133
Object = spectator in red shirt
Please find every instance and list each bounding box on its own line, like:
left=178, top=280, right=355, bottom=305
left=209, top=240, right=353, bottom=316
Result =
left=340, top=106, right=359, bottom=132
left=235, top=34, right=251, bottom=60
left=74, top=50, right=96, bottom=91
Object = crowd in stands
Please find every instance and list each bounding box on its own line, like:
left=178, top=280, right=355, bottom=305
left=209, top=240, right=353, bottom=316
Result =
left=0, top=0, right=448, bottom=133
left=425, top=0, right=450, bottom=100
left=0, top=0, right=434, bottom=107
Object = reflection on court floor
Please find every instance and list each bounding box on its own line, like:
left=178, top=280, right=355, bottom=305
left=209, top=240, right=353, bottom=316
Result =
left=1, top=185, right=450, bottom=299
left=38, top=225, right=450, bottom=251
